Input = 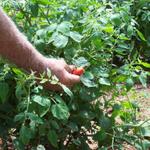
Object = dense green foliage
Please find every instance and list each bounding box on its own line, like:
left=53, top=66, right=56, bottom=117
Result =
left=0, top=0, right=150, bottom=149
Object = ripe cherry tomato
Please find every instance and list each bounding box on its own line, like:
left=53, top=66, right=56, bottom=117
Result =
left=72, top=67, right=84, bottom=76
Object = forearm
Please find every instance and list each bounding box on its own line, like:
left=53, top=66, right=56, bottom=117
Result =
left=0, top=8, right=80, bottom=89
left=0, top=8, right=45, bottom=73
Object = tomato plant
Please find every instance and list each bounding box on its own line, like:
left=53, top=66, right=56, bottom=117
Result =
left=0, top=0, right=150, bottom=149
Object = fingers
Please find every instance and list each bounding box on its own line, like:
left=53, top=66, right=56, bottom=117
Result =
left=63, top=63, right=80, bottom=86
left=45, top=58, right=80, bottom=89
left=65, top=65, right=76, bottom=73
left=63, top=71, right=80, bottom=87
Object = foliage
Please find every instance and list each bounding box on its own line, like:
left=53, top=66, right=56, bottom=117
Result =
left=0, top=0, right=150, bottom=149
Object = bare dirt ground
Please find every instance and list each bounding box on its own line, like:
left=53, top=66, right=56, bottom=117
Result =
left=134, top=87, right=150, bottom=120
left=88, top=86, right=150, bottom=150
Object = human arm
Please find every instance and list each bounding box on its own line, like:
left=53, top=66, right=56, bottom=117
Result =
left=0, top=8, right=80, bottom=89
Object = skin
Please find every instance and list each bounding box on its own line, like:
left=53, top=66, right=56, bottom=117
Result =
left=0, top=8, right=80, bottom=90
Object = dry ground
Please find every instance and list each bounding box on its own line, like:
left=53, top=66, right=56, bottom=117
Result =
left=89, top=86, right=150, bottom=150
left=124, top=85, right=150, bottom=121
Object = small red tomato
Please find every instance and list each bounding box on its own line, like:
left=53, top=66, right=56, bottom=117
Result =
left=72, top=67, right=84, bottom=76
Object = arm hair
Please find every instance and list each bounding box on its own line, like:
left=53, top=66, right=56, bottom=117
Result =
left=0, top=7, right=45, bottom=72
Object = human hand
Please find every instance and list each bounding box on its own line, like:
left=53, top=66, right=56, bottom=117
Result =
left=41, top=58, right=80, bottom=90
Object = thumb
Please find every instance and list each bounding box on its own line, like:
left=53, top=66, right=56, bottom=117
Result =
left=65, top=71, right=80, bottom=84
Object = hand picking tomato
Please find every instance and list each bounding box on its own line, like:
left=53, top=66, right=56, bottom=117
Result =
left=72, top=67, right=84, bottom=76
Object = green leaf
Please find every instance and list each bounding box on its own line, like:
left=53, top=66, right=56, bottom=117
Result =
left=126, top=78, right=134, bottom=91
left=136, top=29, right=146, bottom=41
left=30, top=3, right=39, bottom=17
left=103, top=24, right=114, bottom=33
left=73, top=57, right=90, bottom=67
left=68, top=122, right=79, bottom=132
left=32, top=95, right=51, bottom=107
left=52, top=33, right=68, bottom=48
left=139, top=72, right=147, bottom=88
left=12, top=68, right=25, bottom=77
left=127, top=25, right=134, bottom=36
left=140, top=127, right=150, bottom=137
left=51, top=102, right=70, bottom=120
left=13, top=139, right=24, bottom=150
left=32, top=95, right=51, bottom=117
left=70, top=31, right=83, bottom=43
left=0, top=82, right=9, bottom=103
left=33, top=0, right=51, bottom=5
left=61, top=84, right=73, bottom=99
left=99, top=78, right=111, bottom=86
left=57, top=21, right=72, bottom=36
left=79, top=87, right=100, bottom=102
left=81, top=73, right=97, bottom=88
left=83, top=71, right=94, bottom=80
left=46, top=23, right=57, bottom=33
left=47, top=130, right=58, bottom=148
left=99, top=116, right=112, bottom=130
left=46, top=68, right=51, bottom=78
left=26, top=113, right=43, bottom=124
left=19, top=126, right=32, bottom=145
left=111, top=13, right=121, bottom=26
left=36, top=29, right=47, bottom=38
left=14, top=113, right=25, bottom=122
left=94, top=130, right=107, bottom=141
left=50, top=120, right=60, bottom=130
left=139, top=62, right=150, bottom=68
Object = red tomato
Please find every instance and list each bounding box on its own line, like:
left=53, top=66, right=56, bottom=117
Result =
left=72, top=67, right=84, bottom=76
